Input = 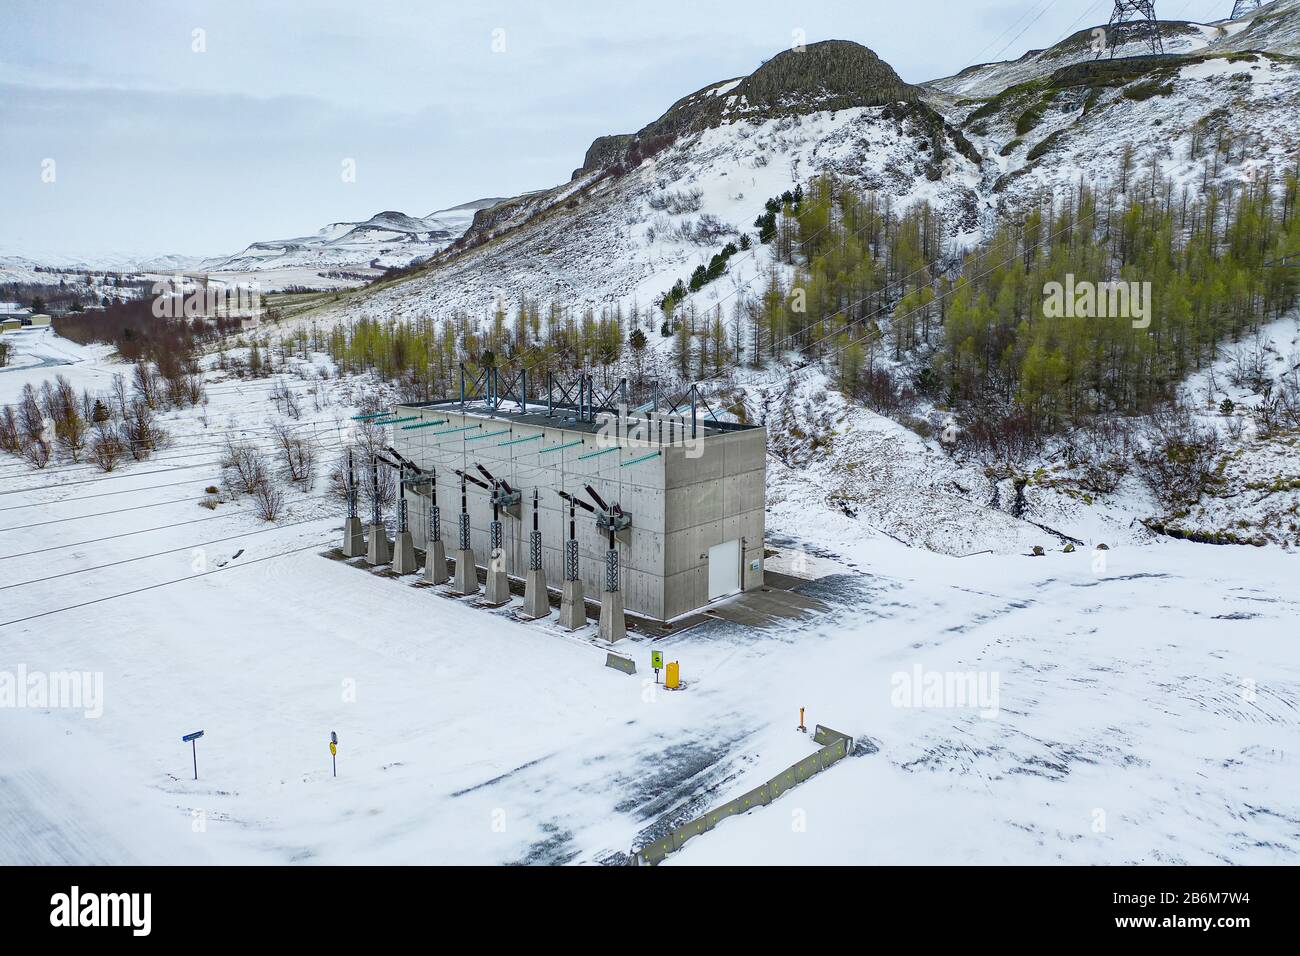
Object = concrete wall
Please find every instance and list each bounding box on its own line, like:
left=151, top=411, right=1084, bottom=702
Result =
left=392, top=403, right=765, bottom=622
left=394, top=405, right=670, bottom=619
left=660, top=427, right=766, bottom=620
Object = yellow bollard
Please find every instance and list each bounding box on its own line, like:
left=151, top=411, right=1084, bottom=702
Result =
left=665, top=661, right=680, bottom=690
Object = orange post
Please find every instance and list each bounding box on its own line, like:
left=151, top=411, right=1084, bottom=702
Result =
left=799, top=707, right=806, bottom=733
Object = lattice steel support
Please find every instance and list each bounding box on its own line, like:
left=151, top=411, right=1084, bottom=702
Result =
left=458, top=512, right=471, bottom=551
left=1097, top=1, right=1164, bottom=59
left=529, top=530, right=542, bottom=571
left=564, top=539, right=579, bottom=582
left=604, top=548, right=620, bottom=594
left=1231, top=1, right=1264, bottom=19
left=429, top=504, right=441, bottom=543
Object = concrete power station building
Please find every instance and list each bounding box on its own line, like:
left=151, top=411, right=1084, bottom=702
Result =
left=389, top=386, right=766, bottom=623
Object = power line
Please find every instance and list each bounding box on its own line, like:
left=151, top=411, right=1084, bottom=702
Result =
left=0, top=492, right=335, bottom=561
left=0, top=493, right=214, bottom=532
left=0, top=416, right=345, bottom=479
left=0, top=514, right=337, bottom=593
left=988, top=0, right=1062, bottom=64
left=0, top=476, right=227, bottom=512
left=0, top=434, right=348, bottom=496
left=0, top=538, right=331, bottom=629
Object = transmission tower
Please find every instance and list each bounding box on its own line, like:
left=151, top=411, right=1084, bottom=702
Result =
left=1096, top=1, right=1165, bottom=59
left=1230, top=1, right=1265, bottom=19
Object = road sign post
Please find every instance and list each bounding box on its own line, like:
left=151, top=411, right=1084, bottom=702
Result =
left=181, top=730, right=204, bottom=780
left=651, top=650, right=663, bottom=684
left=329, top=731, right=338, bottom=777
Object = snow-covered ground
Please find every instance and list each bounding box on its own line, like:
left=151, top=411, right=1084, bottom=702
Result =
left=2, top=335, right=1296, bottom=866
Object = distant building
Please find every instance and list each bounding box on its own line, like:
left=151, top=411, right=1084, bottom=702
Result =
left=27, top=314, right=52, bottom=327
left=0, top=303, right=33, bottom=319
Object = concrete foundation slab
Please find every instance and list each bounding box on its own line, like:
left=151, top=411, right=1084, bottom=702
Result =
left=424, top=538, right=449, bottom=585
left=522, top=568, right=550, bottom=619
left=366, top=524, right=391, bottom=566
left=342, top=517, right=365, bottom=557
left=453, top=548, right=478, bottom=595
left=599, top=589, right=626, bottom=643
left=391, top=530, right=418, bottom=575
left=559, top=579, right=586, bottom=630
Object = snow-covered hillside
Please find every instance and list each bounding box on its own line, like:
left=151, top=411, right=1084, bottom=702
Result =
left=198, top=199, right=506, bottom=277
left=1, top=343, right=1295, bottom=865
left=331, top=41, right=982, bottom=322
left=317, top=4, right=1299, bottom=325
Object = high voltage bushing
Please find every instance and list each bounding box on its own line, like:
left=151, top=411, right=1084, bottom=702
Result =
left=1097, top=1, right=1164, bottom=59
left=522, top=489, right=549, bottom=619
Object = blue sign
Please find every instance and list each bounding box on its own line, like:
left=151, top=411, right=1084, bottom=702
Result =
left=182, top=730, right=205, bottom=742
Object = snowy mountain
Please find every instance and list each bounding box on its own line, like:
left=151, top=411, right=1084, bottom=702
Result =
left=934, top=0, right=1300, bottom=223
left=329, top=3, right=1300, bottom=321
left=335, top=40, right=984, bottom=321
left=198, top=198, right=507, bottom=276
left=0, top=199, right=506, bottom=290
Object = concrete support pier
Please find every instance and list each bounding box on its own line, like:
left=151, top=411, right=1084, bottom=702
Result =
left=484, top=568, right=510, bottom=605
left=559, top=579, right=586, bottom=630
left=366, top=524, right=391, bottom=566
left=599, top=589, right=626, bottom=642
left=424, top=538, right=449, bottom=585
left=391, top=529, right=417, bottom=575
left=523, top=568, right=549, bottom=618
left=453, top=548, right=478, bottom=595
left=342, top=517, right=365, bottom=557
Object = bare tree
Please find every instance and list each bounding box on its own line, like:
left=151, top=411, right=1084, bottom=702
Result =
left=270, top=379, right=302, bottom=419
left=132, top=360, right=162, bottom=410
left=122, top=399, right=168, bottom=460
left=21, top=438, right=52, bottom=469
left=0, top=406, right=20, bottom=454
left=222, top=442, right=270, bottom=495
left=251, top=475, right=285, bottom=521
left=270, top=421, right=318, bottom=484
left=110, top=372, right=130, bottom=420
left=89, top=424, right=127, bottom=472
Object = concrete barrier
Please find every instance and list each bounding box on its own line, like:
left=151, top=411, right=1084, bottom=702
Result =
left=631, top=727, right=855, bottom=865
left=813, top=724, right=852, bottom=749
left=605, top=653, right=636, bottom=676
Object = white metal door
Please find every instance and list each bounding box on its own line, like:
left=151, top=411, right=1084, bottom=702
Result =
left=707, top=539, right=741, bottom=601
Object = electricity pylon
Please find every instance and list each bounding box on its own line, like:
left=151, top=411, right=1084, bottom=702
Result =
left=1096, top=1, right=1165, bottom=59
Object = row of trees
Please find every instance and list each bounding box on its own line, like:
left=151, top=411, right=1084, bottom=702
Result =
left=0, top=362, right=195, bottom=471
left=737, top=169, right=1300, bottom=441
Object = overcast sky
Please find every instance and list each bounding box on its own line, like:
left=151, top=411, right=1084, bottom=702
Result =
left=0, top=0, right=1225, bottom=259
